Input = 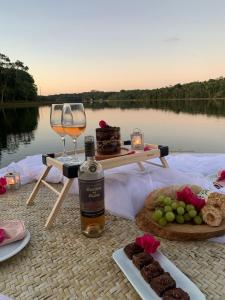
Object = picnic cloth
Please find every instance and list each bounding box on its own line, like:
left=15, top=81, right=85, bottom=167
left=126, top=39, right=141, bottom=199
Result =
left=0, top=153, right=225, bottom=242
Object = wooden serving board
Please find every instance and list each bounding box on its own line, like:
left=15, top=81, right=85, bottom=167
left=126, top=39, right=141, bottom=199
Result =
left=136, top=208, right=225, bottom=241
left=95, top=147, right=133, bottom=160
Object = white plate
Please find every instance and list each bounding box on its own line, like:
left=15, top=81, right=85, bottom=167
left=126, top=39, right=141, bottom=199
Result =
left=0, top=230, right=31, bottom=262
left=113, top=248, right=206, bottom=300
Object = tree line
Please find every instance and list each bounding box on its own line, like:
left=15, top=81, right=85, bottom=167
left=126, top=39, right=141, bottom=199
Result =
left=0, top=53, right=37, bottom=102
left=40, top=77, right=225, bottom=103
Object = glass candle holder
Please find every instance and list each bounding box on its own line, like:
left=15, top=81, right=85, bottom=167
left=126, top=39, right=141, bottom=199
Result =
left=5, top=172, right=21, bottom=190
left=131, top=128, right=144, bottom=150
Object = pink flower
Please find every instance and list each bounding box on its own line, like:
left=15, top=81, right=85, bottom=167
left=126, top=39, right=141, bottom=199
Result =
left=144, top=146, right=151, bottom=151
left=135, top=234, right=160, bottom=254
left=176, top=187, right=205, bottom=210
left=0, top=186, right=6, bottom=194
left=218, top=170, right=225, bottom=181
left=99, top=120, right=108, bottom=128
left=0, top=228, right=5, bottom=243
left=0, top=177, right=7, bottom=195
left=0, top=177, right=7, bottom=186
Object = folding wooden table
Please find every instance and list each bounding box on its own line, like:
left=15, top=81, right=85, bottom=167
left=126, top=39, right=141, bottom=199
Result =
left=26, top=144, right=169, bottom=229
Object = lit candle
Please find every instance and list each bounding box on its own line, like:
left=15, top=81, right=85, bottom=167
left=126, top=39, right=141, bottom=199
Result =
left=133, top=136, right=142, bottom=145
left=131, top=129, right=144, bottom=150
left=5, top=172, right=21, bottom=190
left=7, top=177, right=16, bottom=185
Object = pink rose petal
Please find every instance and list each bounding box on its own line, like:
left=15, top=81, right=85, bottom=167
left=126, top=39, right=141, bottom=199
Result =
left=0, top=228, right=6, bottom=243
left=0, top=186, right=6, bottom=195
left=135, top=234, right=160, bottom=254
left=176, top=187, right=205, bottom=210
left=218, top=170, right=225, bottom=181
left=0, top=177, right=7, bottom=186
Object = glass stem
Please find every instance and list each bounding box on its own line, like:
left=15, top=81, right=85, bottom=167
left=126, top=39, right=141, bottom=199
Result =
left=61, top=136, right=66, bottom=156
left=73, top=138, right=78, bottom=160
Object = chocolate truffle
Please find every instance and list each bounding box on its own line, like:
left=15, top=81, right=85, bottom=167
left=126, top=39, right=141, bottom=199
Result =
left=132, top=252, right=154, bottom=270
left=141, top=261, right=164, bottom=283
left=124, top=243, right=143, bottom=259
left=150, top=272, right=176, bottom=297
left=162, top=288, right=190, bottom=300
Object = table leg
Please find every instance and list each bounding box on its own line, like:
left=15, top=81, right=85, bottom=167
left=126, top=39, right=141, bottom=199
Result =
left=160, top=157, right=169, bottom=168
left=26, top=165, right=52, bottom=206
left=137, top=162, right=145, bottom=171
left=44, top=178, right=74, bottom=229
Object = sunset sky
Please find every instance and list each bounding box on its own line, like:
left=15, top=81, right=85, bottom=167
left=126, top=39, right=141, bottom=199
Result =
left=1, top=0, right=225, bottom=95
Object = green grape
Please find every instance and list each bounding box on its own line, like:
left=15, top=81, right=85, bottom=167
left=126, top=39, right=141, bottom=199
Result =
left=153, top=209, right=163, bottom=221
left=165, top=212, right=175, bottom=222
left=188, top=209, right=197, bottom=218
left=171, top=201, right=178, bottom=210
left=176, top=215, right=185, bottom=224
left=184, top=213, right=191, bottom=222
left=186, top=204, right=195, bottom=212
left=158, top=217, right=167, bottom=226
left=164, top=205, right=172, bottom=213
left=163, top=197, right=172, bottom=206
left=194, top=215, right=203, bottom=225
left=158, top=195, right=165, bottom=203
left=178, top=201, right=186, bottom=208
left=177, top=207, right=185, bottom=215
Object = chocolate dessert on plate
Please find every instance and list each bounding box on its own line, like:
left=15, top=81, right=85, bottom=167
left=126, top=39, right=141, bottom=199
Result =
left=96, top=120, right=121, bottom=155
left=124, top=242, right=143, bottom=259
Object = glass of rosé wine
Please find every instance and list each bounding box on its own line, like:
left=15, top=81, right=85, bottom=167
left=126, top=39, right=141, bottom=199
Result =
left=50, top=104, right=68, bottom=161
left=62, top=103, right=86, bottom=164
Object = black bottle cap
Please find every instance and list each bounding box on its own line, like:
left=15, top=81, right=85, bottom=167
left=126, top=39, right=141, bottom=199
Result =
left=84, top=136, right=95, bottom=158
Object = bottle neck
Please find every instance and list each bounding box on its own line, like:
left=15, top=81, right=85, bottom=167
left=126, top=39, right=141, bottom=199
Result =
left=87, top=155, right=95, bottom=161
left=84, top=139, right=95, bottom=160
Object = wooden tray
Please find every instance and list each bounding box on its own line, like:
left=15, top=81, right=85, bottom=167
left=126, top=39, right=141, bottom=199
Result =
left=136, top=208, right=225, bottom=241
left=95, top=147, right=133, bottom=160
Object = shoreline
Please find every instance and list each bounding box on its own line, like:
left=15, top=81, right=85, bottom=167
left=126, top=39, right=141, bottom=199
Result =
left=1, top=97, right=225, bottom=109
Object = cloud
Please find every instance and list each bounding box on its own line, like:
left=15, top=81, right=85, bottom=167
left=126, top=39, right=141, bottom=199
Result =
left=164, top=37, right=180, bottom=42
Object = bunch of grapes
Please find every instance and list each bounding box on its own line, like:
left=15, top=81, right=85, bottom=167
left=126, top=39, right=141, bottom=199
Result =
left=152, top=195, right=203, bottom=226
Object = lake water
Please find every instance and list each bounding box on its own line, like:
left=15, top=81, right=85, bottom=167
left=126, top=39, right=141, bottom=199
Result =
left=1, top=99, right=225, bottom=168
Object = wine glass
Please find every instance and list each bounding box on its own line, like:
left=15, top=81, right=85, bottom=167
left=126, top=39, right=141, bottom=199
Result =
left=50, top=104, right=67, bottom=161
left=62, top=103, right=86, bottom=163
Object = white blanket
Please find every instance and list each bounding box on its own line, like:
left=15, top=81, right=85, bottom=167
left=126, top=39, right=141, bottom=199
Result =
left=1, top=153, right=225, bottom=242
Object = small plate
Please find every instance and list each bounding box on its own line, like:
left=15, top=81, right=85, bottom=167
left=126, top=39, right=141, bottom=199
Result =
left=0, top=230, right=31, bottom=262
left=113, top=248, right=206, bottom=300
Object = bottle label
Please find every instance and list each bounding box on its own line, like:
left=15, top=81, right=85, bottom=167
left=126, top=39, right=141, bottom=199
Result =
left=79, top=178, right=104, bottom=218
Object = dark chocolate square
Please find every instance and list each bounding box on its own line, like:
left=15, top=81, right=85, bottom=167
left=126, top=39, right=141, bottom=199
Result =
left=162, top=287, right=190, bottom=300
left=124, top=243, right=143, bottom=259
left=132, top=252, right=154, bottom=270
left=150, top=272, right=176, bottom=297
left=141, top=261, right=164, bottom=283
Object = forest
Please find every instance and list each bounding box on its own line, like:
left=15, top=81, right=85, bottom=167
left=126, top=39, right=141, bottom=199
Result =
left=40, top=77, right=225, bottom=103
left=0, top=53, right=37, bottom=102
left=1, top=51, right=225, bottom=103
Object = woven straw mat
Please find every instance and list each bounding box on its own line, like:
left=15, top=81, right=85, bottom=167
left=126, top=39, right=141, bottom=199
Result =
left=0, top=183, right=225, bottom=300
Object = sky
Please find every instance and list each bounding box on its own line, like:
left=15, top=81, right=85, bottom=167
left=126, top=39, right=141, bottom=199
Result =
left=1, top=0, right=225, bottom=95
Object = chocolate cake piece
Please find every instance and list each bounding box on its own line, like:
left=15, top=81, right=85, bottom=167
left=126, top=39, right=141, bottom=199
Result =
left=96, top=127, right=121, bottom=155
left=141, top=260, right=164, bottom=283
left=132, top=252, right=154, bottom=270
left=124, top=243, right=143, bottom=259
left=150, top=272, right=176, bottom=297
left=162, top=288, right=190, bottom=300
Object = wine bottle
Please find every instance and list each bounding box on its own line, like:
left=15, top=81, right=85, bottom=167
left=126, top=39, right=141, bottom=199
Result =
left=78, top=136, right=105, bottom=237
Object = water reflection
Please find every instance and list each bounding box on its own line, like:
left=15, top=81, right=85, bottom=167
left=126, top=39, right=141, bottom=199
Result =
left=0, top=99, right=225, bottom=167
left=86, top=99, right=225, bottom=117
left=0, top=107, right=39, bottom=164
